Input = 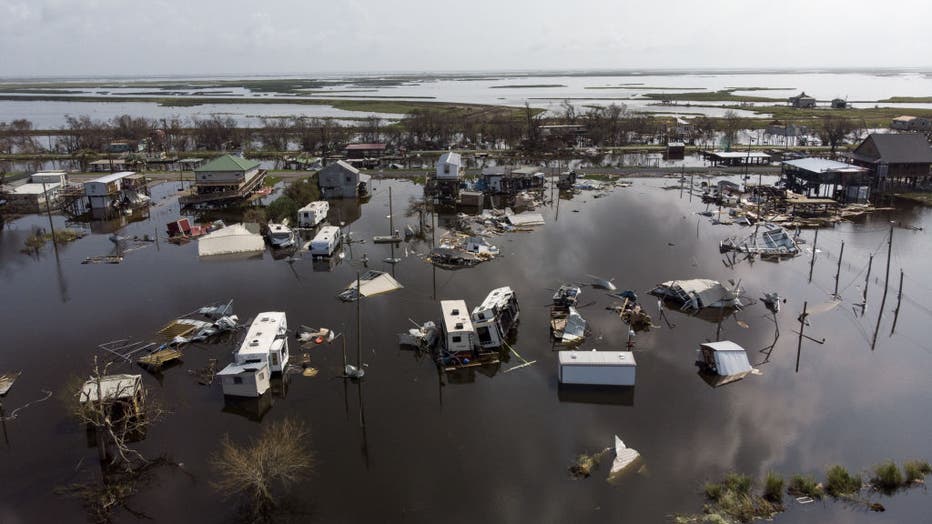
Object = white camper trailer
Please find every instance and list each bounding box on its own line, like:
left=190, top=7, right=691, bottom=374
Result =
left=558, top=350, right=637, bottom=386
left=440, top=300, right=477, bottom=356
left=308, top=225, right=341, bottom=256
left=298, top=201, right=329, bottom=228
left=235, top=312, right=289, bottom=373
left=471, top=287, right=520, bottom=349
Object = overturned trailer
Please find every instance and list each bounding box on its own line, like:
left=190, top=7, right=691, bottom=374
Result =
left=471, top=286, right=520, bottom=350
left=720, top=223, right=800, bottom=259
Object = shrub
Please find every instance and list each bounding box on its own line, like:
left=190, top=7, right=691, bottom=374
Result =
left=704, top=481, right=724, bottom=501
left=723, top=472, right=752, bottom=495
left=871, top=461, right=904, bottom=493
left=763, top=472, right=784, bottom=503
left=825, top=465, right=861, bottom=497
left=788, top=474, right=823, bottom=499
left=903, top=460, right=932, bottom=483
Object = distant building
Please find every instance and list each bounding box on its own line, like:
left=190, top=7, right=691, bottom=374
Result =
left=788, top=92, right=816, bottom=108
left=344, top=143, right=387, bottom=167
left=318, top=160, right=371, bottom=199
left=850, top=133, right=932, bottom=189
left=891, top=115, right=932, bottom=132
left=180, top=154, right=265, bottom=207
left=88, top=158, right=128, bottom=172
left=666, top=142, right=685, bottom=160
left=30, top=171, right=67, bottom=186
left=831, top=98, right=847, bottom=109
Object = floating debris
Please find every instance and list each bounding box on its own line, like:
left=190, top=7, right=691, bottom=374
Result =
left=551, top=306, right=589, bottom=345
left=696, top=341, right=754, bottom=387
left=82, top=255, right=124, bottom=264
left=197, top=223, right=264, bottom=257
left=553, top=284, right=582, bottom=308
left=761, top=292, right=784, bottom=314
left=0, top=371, right=22, bottom=396
left=297, top=326, right=335, bottom=345
left=608, top=435, right=642, bottom=481
left=587, top=274, right=617, bottom=291
left=398, top=320, right=439, bottom=350
left=721, top=223, right=800, bottom=259
left=338, top=270, right=404, bottom=301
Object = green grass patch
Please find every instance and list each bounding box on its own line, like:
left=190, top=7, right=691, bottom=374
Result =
left=263, top=175, right=281, bottom=188
left=871, top=461, right=904, bottom=494
left=763, top=472, right=784, bottom=503
left=585, top=86, right=705, bottom=90
left=642, top=89, right=784, bottom=103
left=903, top=460, right=932, bottom=483
left=877, top=96, right=932, bottom=103
left=788, top=474, right=824, bottom=499
left=825, top=465, right=862, bottom=497
left=892, top=192, right=932, bottom=206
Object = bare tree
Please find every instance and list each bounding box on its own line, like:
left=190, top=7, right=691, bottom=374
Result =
left=211, top=418, right=314, bottom=515
left=721, top=110, right=741, bottom=149
left=818, top=115, right=855, bottom=154
left=72, top=357, right=165, bottom=468
left=560, top=99, right=577, bottom=124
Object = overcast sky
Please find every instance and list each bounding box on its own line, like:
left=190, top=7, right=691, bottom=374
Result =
left=1, top=0, right=930, bottom=77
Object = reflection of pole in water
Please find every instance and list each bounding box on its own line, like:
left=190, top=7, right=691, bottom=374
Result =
left=833, top=241, right=845, bottom=298
left=871, top=223, right=894, bottom=350
left=53, top=241, right=70, bottom=303
left=0, top=405, right=8, bottom=446
left=357, top=379, right=369, bottom=470
left=795, top=301, right=808, bottom=373
left=861, top=253, right=873, bottom=315
left=891, top=269, right=904, bottom=336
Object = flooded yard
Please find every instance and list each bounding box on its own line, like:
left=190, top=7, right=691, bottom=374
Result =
left=1, top=177, right=931, bottom=522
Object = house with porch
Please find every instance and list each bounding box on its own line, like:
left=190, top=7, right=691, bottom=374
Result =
left=850, top=133, right=932, bottom=190
left=180, top=154, right=265, bottom=207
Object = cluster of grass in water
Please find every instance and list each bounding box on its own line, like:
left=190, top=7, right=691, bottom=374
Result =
left=675, top=459, right=931, bottom=523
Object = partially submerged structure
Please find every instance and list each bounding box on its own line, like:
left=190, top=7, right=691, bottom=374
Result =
left=720, top=224, right=800, bottom=259
left=181, top=155, right=266, bottom=207
left=696, top=341, right=753, bottom=386
left=218, top=312, right=290, bottom=397
left=438, top=299, right=495, bottom=369
left=197, top=223, right=265, bottom=257
left=782, top=157, right=871, bottom=203
left=471, top=286, right=520, bottom=350
left=297, top=201, right=329, bottom=228
left=481, top=166, right=546, bottom=194
left=337, top=270, right=403, bottom=301
left=307, top=225, right=341, bottom=257
left=83, top=171, right=150, bottom=216
left=558, top=350, right=637, bottom=386
left=850, top=133, right=932, bottom=191
left=650, top=279, right=742, bottom=312
left=79, top=374, right=144, bottom=419
left=433, top=152, right=464, bottom=204
left=318, top=160, right=371, bottom=199
left=266, top=222, right=296, bottom=249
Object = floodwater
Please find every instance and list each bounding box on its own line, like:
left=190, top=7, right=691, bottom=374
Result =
left=1, top=177, right=931, bottom=523
left=3, top=69, right=932, bottom=126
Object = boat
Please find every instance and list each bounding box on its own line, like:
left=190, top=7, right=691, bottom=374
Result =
left=297, top=201, right=329, bottom=228
left=471, top=287, right=520, bottom=349
left=307, top=225, right=342, bottom=256
left=267, top=222, right=295, bottom=248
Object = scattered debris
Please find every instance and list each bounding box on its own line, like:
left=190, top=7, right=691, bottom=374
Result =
left=297, top=326, right=335, bottom=345
left=0, top=371, right=22, bottom=396
left=587, top=274, right=617, bottom=291
left=398, top=320, right=439, bottom=350
left=82, top=255, right=124, bottom=264
left=721, top=223, right=800, bottom=259
left=188, top=359, right=218, bottom=385
left=553, top=284, right=582, bottom=308
left=761, top=292, right=784, bottom=314
left=608, top=435, right=642, bottom=480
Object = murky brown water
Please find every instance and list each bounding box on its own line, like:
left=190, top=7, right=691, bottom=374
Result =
left=1, top=176, right=931, bottom=523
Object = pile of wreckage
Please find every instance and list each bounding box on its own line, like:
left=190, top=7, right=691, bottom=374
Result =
left=720, top=223, right=801, bottom=260
left=606, top=290, right=653, bottom=332
left=98, top=300, right=240, bottom=371
left=551, top=284, right=589, bottom=346
left=650, top=279, right=742, bottom=313
left=425, top=208, right=544, bottom=269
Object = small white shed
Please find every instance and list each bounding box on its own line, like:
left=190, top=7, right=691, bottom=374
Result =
left=218, top=360, right=271, bottom=397
left=436, top=152, right=463, bottom=180
left=558, top=350, right=636, bottom=386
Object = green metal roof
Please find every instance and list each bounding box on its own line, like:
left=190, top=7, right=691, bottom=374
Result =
left=195, top=154, right=261, bottom=173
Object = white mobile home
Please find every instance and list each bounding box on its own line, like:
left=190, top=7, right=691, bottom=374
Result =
left=308, top=225, right=341, bottom=256
left=298, top=201, right=329, bottom=227
left=471, top=286, right=520, bottom=350
left=84, top=171, right=135, bottom=210
left=558, top=350, right=637, bottom=386
left=440, top=300, right=477, bottom=355
left=236, top=312, right=289, bottom=373
left=217, top=360, right=271, bottom=397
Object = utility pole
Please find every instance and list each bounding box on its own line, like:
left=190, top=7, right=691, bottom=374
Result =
left=808, top=228, right=819, bottom=283
left=41, top=179, right=58, bottom=245
left=861, top=253, right=873, bottom=314
left=871, top=222, right=894, bottom=350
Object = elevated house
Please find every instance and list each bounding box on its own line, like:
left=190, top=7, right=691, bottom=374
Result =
left=180, top=154, right=266, bottom=207
left=344, top=143, right=387, bottom=168
left=83, top=171, right=150, bottom=217
left=318, top=160, right=371, bottom=199
left=1, top=180, right=62, bottom=213
left=782, top=157, right=871, bottom=203
left=788, top=91, right=816, bottom=108
left=850, top=133, right=932, bottom=190
left=433, top=152, right=463, bottom=203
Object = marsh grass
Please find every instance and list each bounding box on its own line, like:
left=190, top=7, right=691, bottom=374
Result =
left=825, top=465, right=862, bottom=497
left=903, top=460, right=932, bottom=483
left=788, top=474, right=824, bottom=499
left=871, top=461, right=904, bottom=494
